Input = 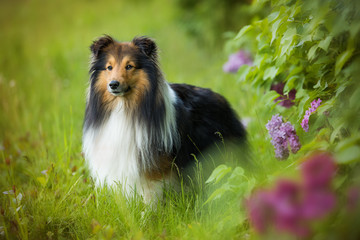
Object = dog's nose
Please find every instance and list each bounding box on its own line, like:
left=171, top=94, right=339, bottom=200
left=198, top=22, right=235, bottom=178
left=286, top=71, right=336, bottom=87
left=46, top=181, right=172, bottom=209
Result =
left=109, top=81, right=120, bottom=90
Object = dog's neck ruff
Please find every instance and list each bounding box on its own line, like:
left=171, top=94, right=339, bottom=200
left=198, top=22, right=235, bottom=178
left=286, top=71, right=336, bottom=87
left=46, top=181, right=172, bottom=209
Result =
left=82, top=82, right=179, bottom=197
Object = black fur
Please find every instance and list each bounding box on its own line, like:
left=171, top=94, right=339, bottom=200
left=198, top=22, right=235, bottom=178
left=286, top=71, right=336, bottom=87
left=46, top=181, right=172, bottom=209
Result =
left=133, top=36, right=158, bottom=61
left=84, top=36, right=116, bottom=130
left=90, top=35, right=114, bottom=58
left=131, top=37, right=165, bottom=142
left=170, top=84, right=246, bottom=169
left=131, top=37, right=175, bottom=168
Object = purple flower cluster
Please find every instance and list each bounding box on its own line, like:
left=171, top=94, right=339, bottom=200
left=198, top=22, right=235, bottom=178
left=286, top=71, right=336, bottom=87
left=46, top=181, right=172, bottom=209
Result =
left=223, top=50, right=252, bottom=73
left=270, top=82, right=296, bottom=108
left=246, top=153, right=337, bottom=237
left=301, top=98, right=322, bottom=132
left=266, top=114, right=301, bottom=160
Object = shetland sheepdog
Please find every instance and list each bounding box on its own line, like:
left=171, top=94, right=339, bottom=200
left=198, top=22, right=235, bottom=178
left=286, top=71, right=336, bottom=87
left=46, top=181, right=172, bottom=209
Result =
left=82, top=36, right=246, bottom=202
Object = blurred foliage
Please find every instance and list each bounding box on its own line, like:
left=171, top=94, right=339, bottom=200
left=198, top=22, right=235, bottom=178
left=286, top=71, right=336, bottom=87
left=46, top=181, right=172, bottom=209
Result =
left=174, top=0, right=270, bottom=48
left=217, top=0, right=360, bottom=237
left=226, top=0, right=360, bottom=163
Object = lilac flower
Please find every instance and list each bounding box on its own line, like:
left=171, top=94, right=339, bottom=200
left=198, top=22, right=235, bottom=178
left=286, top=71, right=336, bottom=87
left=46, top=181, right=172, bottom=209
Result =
left=246, top=190, right=276, bottom=233
left=247, top=180, right=310, bottom=237
left=266, top=114, right=301, bottom=160
left=281, top=122, right=301, bottom=154
left=246, top=153, right=337, bottom=238
left=300, top=154, right=337, bottom=219
left=301, top=153, right=336, bottom=190
left=288, top=135, right=301, bottom=154
left=272, top=180, right=308, bottom=236
left=270, top=83, right=296, bottom=108
left=301, top=189, right=336, bottom=219
left=301, top=98, right=322, bottom=132
left=223, top=50, right=252, bottom=73
left=265, top=114, right=283, bottom=132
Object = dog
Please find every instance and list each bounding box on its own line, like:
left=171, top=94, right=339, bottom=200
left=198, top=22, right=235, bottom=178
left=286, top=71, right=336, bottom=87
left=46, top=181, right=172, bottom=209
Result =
left=82, top=35, right=246, bottom=202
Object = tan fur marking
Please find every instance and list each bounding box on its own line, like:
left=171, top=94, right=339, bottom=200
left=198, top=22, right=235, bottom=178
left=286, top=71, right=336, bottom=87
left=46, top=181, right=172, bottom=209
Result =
left=96, top=42, right=151, bottom=111
left=94, top=70, right=120, bottom=111
left=124, top=70, right=150, bottom=108
left=145, top=155, right=175, bottom=181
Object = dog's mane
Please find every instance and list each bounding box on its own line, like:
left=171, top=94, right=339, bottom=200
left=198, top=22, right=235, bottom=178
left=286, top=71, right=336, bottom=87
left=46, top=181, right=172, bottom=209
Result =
left=84, top=36, right=180, bottom=173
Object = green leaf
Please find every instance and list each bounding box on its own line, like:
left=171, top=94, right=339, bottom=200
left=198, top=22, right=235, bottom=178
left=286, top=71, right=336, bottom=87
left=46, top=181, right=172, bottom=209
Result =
left=289, top=4, right=301, bottom=18
left=275, top=55, right=286, bottom=66
left=262, top=90, right=280, bottom=107
left=267, top=11, right=281, bottom=23
left=330, top=123, right=345, bottom=143
left=205, top=164, right=232, bottom=184
left=227, top=167, right=245, bottom=183
left=297, top=92, right=310, bottom=121
left=282, top=27, right=297, bottom=42
left=271, top=19, right=282, bottom=45
left=278, top=27, right=296, bottom=57
left=203, top=186, right=229, bottom=205
left=318, top=36, right=332, bottom=52
left=256, top=32, right=271, bottom=51
left=335, top=85, right=346, bottom=98
left=336, top=136, right=360, bottom=152
left=263, top=66, right=279, bottom=80
left=235, top=25, right=253, bottom=40
left=231, top=179, right=256, bottom=198
left=284, top=75, right=298, bottom=94
left=237, top=65, right=252, bottom=82
left=254, top=53, right=271, bottom=69
left=336, top=145, right=360, bottom=164
left=317, top=99, right=334, bottom=115
left=335, top=49, right=354, bottom=75
left=298, top=34, right=312, bottom=47
left=307, top=44, right=319, bottom=61
left=279, top=39, right=293, bottom=57
left=313, top=79, right=321, bottom=89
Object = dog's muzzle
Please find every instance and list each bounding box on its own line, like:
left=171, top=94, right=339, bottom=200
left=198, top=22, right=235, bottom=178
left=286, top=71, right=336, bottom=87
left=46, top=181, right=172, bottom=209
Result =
left=108, top=80, right=131, bottom=96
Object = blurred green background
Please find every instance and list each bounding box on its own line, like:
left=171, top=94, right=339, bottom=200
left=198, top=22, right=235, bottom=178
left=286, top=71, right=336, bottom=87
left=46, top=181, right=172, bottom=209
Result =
left=0, top=0, right=254, bottom=141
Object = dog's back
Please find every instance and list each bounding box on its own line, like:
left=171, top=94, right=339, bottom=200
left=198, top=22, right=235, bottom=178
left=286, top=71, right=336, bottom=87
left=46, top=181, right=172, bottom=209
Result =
left=171, top=83, right=246, bottom=170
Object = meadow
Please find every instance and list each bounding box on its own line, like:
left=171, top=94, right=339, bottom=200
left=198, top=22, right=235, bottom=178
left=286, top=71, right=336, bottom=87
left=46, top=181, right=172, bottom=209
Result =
left=1, top=0, right=360, bottom=239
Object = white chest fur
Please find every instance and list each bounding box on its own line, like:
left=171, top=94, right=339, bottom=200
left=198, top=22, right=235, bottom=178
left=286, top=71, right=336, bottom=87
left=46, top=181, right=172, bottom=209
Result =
left=82, top=85, right=179, bottom=202
left=82, top=103, right=148, bottom=197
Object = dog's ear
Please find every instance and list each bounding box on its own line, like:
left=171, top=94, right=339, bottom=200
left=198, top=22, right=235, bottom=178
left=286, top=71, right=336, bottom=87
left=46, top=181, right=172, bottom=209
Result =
left=132, top=36, right=157, bottom=60
left=90, top=35, right=114, bottom=58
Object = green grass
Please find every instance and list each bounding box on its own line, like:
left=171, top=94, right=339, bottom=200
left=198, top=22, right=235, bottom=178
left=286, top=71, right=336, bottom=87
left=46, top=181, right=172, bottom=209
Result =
left=0, top=0, right=302, bottom=239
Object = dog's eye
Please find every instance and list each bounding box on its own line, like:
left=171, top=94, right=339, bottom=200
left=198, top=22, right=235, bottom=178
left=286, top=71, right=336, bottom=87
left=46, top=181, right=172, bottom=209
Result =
left=125, top=65, right=133, bottom=70
left=107, top=66, right=113, bottom=71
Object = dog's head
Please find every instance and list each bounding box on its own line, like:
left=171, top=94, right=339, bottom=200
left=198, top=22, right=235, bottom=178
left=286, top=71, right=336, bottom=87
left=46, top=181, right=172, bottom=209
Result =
left=89, top=35, right=160, bottom=104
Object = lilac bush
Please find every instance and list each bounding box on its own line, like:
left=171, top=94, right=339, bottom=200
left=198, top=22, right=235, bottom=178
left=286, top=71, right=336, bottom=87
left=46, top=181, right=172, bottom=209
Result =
left=301, top=98, right=322, bottom=132
left=266, top=114, right=301, bottom=160
left=223, top=50, right=252, bottom=73
left=246, top=153, right=337, bottom=237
